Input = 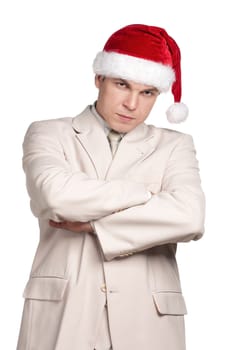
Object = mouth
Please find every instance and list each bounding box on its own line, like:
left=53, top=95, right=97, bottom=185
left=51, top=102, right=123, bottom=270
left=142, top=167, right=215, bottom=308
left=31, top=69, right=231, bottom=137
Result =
left=116, top=113, right=135, bottom=121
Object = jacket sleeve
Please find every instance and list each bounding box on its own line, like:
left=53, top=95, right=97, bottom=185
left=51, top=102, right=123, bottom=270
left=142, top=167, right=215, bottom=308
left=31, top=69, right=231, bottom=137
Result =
left=22, top=121, right=151, bottom=222
left=93, top=134, right=206, bottom=260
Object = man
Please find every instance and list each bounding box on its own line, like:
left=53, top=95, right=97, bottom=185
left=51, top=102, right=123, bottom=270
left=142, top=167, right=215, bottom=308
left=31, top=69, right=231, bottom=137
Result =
left=17, top=24, right=205, bottom=350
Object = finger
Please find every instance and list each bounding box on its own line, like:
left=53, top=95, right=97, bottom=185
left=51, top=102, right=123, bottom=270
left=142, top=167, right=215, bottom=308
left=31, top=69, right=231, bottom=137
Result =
left=49, top=220, right=67, bottom=227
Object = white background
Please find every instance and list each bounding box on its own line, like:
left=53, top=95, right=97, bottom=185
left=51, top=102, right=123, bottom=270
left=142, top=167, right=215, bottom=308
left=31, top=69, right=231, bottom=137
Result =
left=0, top=0, right=231, bottom=348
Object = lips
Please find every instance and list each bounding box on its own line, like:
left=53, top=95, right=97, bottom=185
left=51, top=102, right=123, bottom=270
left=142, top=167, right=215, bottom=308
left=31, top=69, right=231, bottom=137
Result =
left=117, top=113, right=135, bottom=120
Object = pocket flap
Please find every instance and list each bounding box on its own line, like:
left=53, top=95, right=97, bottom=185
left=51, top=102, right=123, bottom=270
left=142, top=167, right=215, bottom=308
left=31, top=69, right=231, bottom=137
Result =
left=152, top=292, right=187, bottom=315
left=23, top=276, right=68, bottom=301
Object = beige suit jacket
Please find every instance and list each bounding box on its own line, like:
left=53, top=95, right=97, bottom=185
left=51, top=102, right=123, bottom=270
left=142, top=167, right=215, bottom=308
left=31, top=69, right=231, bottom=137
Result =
left=17, top=106, right=205, bottom=350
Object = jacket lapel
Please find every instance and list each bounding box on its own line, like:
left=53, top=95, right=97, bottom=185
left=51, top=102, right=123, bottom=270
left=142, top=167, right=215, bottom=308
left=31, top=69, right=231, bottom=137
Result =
left=72, top=106, right=112, bottom=179
left=105, top=122, right=157, bottom=180
left=72, top=106, right=158, bottom=180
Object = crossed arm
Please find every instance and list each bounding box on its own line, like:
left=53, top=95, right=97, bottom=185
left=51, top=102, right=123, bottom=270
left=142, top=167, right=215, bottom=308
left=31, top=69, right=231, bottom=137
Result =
left=23, top=121, right=205, bottom=260
left=23, top=120, right=151, bottom=222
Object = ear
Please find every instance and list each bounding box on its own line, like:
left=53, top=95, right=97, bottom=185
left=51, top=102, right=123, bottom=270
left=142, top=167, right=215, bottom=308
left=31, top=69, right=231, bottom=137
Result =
left=95, top=74, right=102, bottom=88
left=95, top=74, right=105, bottom=88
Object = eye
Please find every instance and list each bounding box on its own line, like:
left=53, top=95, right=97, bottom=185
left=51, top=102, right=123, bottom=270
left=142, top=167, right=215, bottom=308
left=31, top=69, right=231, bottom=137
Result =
left=115, top=81, right=127, bottom=88
left=142, top=89, right=159, bottom=97
left=142, top=90, right=154, bottom=96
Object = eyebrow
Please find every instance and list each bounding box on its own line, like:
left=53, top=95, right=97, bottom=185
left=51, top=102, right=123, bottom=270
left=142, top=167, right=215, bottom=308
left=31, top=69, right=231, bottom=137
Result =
left=142, top=86, right=159, bottom=93
left=114, top=78, right=159, bottom=93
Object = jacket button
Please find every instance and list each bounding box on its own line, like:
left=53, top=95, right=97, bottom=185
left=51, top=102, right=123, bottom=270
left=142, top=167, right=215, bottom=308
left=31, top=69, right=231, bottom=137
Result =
left=100, top=284, right=107, bottom=293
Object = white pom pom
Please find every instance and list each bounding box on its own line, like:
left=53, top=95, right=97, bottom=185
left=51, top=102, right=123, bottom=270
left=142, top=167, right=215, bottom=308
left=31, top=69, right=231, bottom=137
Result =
left=166, top=102, right=189, bottom=123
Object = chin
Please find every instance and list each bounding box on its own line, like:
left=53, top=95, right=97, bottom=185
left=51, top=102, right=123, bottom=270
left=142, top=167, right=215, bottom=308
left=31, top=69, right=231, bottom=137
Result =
left=120, top=127, right=134, bottom=133
left=111, top=120, right=136, bottom=133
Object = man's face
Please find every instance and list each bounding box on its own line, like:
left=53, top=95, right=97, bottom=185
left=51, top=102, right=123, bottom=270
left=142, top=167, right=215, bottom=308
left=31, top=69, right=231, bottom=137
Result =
left=95, top=76, right=159, bottom=133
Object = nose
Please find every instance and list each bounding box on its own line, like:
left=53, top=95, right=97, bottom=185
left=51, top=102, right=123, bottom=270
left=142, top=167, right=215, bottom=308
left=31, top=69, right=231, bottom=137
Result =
left=123, top=92, right=138, bottom=111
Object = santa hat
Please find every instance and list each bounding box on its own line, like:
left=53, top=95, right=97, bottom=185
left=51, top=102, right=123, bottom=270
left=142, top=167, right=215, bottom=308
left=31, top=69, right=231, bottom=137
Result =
left=93, top=24, right=188, bottom=123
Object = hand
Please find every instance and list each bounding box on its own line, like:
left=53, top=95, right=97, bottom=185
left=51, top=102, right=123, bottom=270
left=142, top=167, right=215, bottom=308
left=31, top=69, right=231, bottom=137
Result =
left=49, top=220, right=94, bottom=234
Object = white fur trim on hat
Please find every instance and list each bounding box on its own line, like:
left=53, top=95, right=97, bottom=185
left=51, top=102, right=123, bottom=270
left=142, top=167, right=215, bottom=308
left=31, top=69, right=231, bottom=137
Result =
left=166, top=102, right=189, bottom=123
left=93, top=51, right=175, bottom=92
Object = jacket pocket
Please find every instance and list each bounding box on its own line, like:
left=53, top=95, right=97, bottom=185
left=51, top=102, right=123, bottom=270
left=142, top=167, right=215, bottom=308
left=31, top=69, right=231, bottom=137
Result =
left=23, top=276, right=68, bottom=301
left=152, top=292, right=187, bottom=315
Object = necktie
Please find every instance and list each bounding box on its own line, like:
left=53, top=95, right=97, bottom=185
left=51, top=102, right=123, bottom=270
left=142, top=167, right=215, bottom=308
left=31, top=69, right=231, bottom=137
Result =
left=107, top=130, right=122, bottom=157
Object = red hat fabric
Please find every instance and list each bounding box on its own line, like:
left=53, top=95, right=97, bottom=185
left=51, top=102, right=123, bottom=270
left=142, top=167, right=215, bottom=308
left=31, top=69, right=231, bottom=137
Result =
left=93, top=24, right=188, bottom=123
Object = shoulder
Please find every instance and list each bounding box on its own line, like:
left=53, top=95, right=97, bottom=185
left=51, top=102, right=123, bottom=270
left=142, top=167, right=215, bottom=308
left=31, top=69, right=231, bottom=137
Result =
left=25, top=116, right=73, bottom=135
left=147, top=124, right=193, bottom=144
left=22, top=117, right=75, bottom=152
left=25, top=106, right=91, bottom=137
left=22, top=117, right=76, bottom=151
